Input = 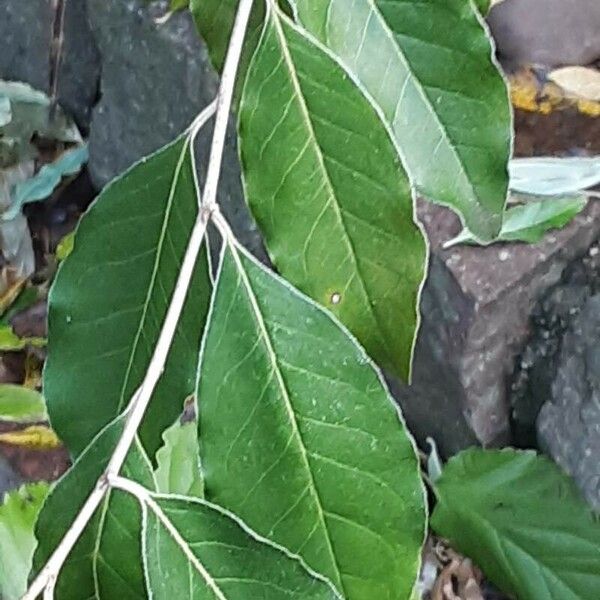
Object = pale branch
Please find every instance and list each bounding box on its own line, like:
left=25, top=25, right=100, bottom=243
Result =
left=109, top=476, right=229, bottom=600
left=199, top=0, right=254, bottom=213
left=22, top=0, right=255, bottom=596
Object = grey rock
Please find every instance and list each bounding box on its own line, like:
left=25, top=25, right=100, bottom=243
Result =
left=488, top=0, right=600, bottom=67
left=537, top=293, right=600, bottom=509
left=391, top=200, right=600, bottom=457
left=0, top=0, right=100, bottom=130
left=0, top=455, right=22, bottom=498
left=509, top=243, right=600, bottom=447
left=87, top=0, right=263, bottom=257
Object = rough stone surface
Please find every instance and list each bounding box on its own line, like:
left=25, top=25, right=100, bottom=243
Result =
left=509, top=242, right=600, bottom=508
left=0, top=0, right=100, bottom=130
left=488, top=0, right=600, bottom=67
left=510, top=243, right=600, bottom=446
left=538, top=293, right=600, bottom=509
left=391, top=200, right=600, bottom=457
left=0, top=455, right=22, bottom=498
left=86, top=0, right=263, bottom=257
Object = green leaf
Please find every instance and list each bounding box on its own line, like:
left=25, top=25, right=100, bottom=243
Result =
left=142, top=494, right=338, bottom=599
left=33, top=416, right=156, bottom=599
left=444, top=195, right=587, bottom=247
left=198, top=238, right=426, bottom=600
left=44, top=136, right=212, bottom=458
left=431, top=448, right=600, bottom=600
left=190, top=0, right=266, bottom=91
left=56, top=231, right=75, bottom=261
left=0, top=324, right=45, bottom=351
left=170, top=0, right=189, bottom=10
left=0, top=384, right=47, bottom=422
left=510, top=156, right=600, bottom=196
left=473, top=0, right=491, bottom=15
left=155, top=409, right=204, bottom=497
left=239, top=6, right=426, bottom=380
left=291, top=0, right=511, bottom=241
left=0, top=482, right=50, bottom=600
left=5, top=145, right=89, bottom=220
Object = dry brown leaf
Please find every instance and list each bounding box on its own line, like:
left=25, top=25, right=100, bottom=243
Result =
left=431, top=542, right=485, bottom=600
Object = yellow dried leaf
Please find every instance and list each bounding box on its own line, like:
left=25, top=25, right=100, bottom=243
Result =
left=0, top=425, right=62, bottom=449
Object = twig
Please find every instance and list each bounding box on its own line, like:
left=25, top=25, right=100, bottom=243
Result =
left=49, top=0, right=67, bottom=120
left=21, top=0, right=255, bottom=596
left=198, top=0, right=254, bottom=212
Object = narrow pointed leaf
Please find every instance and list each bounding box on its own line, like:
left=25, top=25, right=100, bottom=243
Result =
left=509, top=156, right=600, bottom=196
left=445, top=195, right=587, bottom=247
left=143, top=494, right=338, bottom=599
left=34, top=416, right=156, bottom=599
left=155, top=414, right=204, bottom=497
left=198, top=240, right=426, bottom=600
left=239, top=7, right=427, bottom=380
left=44, top=136, right=212, bottom=458
left=292, top=0, right=511, bottom=241
left=0, top=482, right=49, bottom=600
left=431, top=448, right=600, bottom=600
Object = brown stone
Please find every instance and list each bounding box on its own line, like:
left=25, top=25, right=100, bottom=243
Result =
left=392, top=200, right=600, bottom=456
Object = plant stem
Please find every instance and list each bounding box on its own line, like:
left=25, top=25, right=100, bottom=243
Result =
left=22, top=0, right=254, bottom=595
left=199, top=0, right=254, bottom=212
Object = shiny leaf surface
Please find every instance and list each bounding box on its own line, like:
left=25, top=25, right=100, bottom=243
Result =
left=292, top=0, right=511, bottom=241
left=45, top=137, right=212, bottom=458
left=239, top=6, right=426, bottom=380
left=198, top=238, right=426, bottom=600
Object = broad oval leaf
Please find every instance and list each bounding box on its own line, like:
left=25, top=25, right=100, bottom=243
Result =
left=33, top=416, right=156, bottom=599
left=444, top=195, right=587, bottom=247
left=239, top=6, right=427, bottom=380
left=292, top=0, right=511, bottom=241
left=431, top=448, right=600, bottom=600
left=142, top=494, right=338, bottom=599
left=197, top=238, right=427, bottom=600
left=44, top=136, right=212, bottom=458
left=0, top=482, right=49, bottom=600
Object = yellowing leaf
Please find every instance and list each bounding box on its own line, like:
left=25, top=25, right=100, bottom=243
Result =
left=0, top=425, right=61, bottom=450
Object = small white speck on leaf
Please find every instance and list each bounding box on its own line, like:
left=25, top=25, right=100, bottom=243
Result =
left=330, top=292, right=341, bottom=305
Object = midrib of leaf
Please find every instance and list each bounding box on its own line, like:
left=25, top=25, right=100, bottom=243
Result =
left=116, top=138, right=191, bottom=414
left=268, top=6, right=396, bottom=366
left=226, top=237, right=344, bottom=594
left=92, top=437, right=157, bottom=598
left=92, top=493, right=111, bottom=599
left=324, top=0, right=482, bottom=217
left=144, top=497, right=228, bottom=600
